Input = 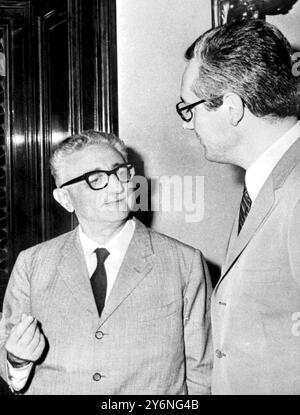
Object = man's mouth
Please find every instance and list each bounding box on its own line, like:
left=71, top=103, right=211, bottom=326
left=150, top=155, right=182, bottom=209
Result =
left=105, top=197, right=126, bottom=205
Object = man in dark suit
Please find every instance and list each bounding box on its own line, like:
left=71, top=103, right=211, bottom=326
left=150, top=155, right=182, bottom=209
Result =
left=178, top=19, right=300, bottom=394
left=0, top=130, right=212, bottom=394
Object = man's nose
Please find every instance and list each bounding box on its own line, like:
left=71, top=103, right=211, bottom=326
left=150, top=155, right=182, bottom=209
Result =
left=182, top=119, right=194, bottom=130
left=108, top=173, right=123, bottom=192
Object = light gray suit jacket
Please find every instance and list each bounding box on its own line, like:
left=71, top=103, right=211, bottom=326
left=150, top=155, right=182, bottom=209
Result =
left=0, top=219, right=212, bottom=395
left=212, top=138, right=300, bottom=395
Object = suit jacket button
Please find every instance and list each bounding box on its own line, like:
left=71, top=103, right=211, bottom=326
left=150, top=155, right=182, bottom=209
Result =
left=93, top=373, right=102, bottom=381
left=216, top=349, right=225, bottom=358
left=95, top=331, right=104, bottom=339
left=218, top=301, right=227, bottom=306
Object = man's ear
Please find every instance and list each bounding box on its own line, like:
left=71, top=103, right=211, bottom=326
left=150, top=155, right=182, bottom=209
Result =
left=223, top=93, right=244, bottom=127
left=53, top=188, right=75, bottom=213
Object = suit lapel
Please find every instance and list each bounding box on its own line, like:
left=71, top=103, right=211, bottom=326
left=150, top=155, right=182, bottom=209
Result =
left=219, top=178, right=274, bottom=284
left=98, top=219, right=154, bottom=327
left=222, top=209, right=239, bottom=273
left=57, top=228, right=99, bottom=319
left=218, top=136, right=300, bottom=289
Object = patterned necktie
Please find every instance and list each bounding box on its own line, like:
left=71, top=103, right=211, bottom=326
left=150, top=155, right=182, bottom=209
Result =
left=238, top=184, right=252, bottom=234
left=91, top=248, right=110, bottom=317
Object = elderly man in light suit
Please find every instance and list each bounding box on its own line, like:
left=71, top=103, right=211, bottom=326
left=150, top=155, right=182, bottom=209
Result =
left=0, top=130, right=212, bottom=394
left=179, top=19, right=300, bottom=394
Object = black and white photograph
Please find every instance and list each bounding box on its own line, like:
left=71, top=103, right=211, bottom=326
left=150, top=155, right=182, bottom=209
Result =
left=0, top=0, right=300, bottom=402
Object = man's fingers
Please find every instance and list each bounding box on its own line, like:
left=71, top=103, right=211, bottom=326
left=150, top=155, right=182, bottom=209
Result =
left=20, top=319, right=38, bottom=345
left=10, top=315, right=35, bottom=342
left=6, top=328, right=46, bottom=363
left=28, top=328, right=41, bottom=353
left=5, top=315, right=46, bottom=363
left=32, top=333, right=46, bottom=360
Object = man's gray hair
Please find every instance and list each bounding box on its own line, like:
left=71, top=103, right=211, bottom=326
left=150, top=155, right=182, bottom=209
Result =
left=50, top=130, right=128, bottom=185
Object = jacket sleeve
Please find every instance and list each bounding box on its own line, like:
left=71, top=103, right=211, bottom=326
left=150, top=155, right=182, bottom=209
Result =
left=0, top=250, right=32, bottom=389
left=183, top=249, right=213, bottom=395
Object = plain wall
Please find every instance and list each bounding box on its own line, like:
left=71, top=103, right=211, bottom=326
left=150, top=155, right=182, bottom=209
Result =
left=267, top=0, right=300, bottom=49
left=117, top=0, right=300, bottom=271
left=117, top=0, right=242, bottom=271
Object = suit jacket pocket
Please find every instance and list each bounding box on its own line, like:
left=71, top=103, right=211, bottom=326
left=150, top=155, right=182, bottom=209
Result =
left=137, top=299, right=181, bottom=322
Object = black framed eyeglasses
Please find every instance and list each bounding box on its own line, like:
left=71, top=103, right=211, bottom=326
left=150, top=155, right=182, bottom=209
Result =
left=176, top=99, right=206, bottom=122
left=60, top=163, right=135, bottom=191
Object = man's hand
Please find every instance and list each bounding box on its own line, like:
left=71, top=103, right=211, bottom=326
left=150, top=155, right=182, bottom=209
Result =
left=5, top=314, right=46, bottom=368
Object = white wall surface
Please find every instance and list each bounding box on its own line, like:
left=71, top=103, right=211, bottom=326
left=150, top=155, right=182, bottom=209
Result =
left=117, top=0, right=242, bottom=271
left=267, top=0, right=300, bottom=49
left=117, top=0, right=300, bottom=271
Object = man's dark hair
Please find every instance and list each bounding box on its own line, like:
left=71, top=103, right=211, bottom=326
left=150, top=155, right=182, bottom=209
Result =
left=185, top=19, right=299, bottom=118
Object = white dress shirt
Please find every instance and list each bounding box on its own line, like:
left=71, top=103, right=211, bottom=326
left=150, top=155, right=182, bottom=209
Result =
left=7, top=219, right=135, bottom=392
left=246, top=121, right=300, bottom=203
left=79, top=218, right=135, bottom=299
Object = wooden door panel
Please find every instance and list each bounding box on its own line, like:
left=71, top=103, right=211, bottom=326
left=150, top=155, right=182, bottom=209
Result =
left=0, top=0, right=118, bottom=310
left=37, top=1, right=73, bottom=240
left=0, top=1, right=35, bottom=307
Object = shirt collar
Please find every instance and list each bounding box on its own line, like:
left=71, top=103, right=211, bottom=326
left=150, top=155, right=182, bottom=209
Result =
left=246, top=121, right=300, bottom=202
left=79, top=219, right=136, bottom=261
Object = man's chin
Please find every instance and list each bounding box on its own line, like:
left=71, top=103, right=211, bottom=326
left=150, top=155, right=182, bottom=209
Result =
left=202, top=145, right=212, bottom=161
left=201, top=144, right=218, bottom=163
left=203, top=150, right=228, bottom=164
left=197, top=138, right=211, bottom=159
left=203, top=150, right=214, bottom=162
left=101, top=209, right=130, bottom=225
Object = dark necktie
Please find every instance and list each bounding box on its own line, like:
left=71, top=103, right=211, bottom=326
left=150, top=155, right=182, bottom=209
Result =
left=238, top=184, right=252, bottom=234
left=91, top=248, right=110, bottom=317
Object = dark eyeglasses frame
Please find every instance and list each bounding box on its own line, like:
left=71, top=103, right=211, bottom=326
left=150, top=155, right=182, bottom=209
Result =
left=176, top=99, right=206, bottom=122
left=60, top=163, right=135, bottom=191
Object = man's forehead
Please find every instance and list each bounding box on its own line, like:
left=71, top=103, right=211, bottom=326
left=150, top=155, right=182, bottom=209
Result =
left=61, top=144, right=124, bottom=176
left=181, top=59, right=200, bottom=102
left=67, top=143, right=121, bottom=162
